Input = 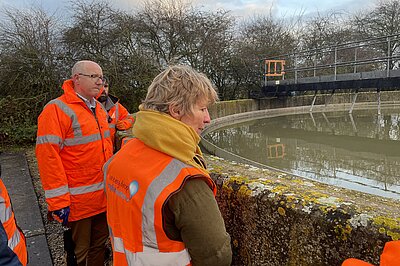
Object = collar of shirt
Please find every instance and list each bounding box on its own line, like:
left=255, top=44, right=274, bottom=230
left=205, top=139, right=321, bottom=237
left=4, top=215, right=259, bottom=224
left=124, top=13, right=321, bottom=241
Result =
left=76, top=92, right=96, bottom=109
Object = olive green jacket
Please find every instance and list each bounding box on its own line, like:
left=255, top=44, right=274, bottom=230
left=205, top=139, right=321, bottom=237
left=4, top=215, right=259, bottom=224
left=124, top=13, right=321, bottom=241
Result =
left=164, top=178, right=232, bottom=266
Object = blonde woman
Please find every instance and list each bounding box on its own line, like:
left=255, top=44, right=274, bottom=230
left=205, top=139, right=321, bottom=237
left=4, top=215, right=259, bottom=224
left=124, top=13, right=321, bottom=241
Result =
left=104, top=65, right=232, bottom=266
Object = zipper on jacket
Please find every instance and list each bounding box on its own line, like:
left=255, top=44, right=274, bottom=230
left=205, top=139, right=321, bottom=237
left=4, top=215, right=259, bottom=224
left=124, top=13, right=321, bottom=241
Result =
left=92, top=105, right=108, bottom=161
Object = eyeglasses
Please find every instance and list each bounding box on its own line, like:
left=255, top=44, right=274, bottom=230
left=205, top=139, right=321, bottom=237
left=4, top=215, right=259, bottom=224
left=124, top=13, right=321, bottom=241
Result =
left=78, top=73, right=106, bottom=83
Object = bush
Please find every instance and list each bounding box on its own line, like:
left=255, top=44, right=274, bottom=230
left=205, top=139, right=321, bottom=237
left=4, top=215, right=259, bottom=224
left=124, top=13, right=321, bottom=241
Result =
left=0, top=96, right=41, bottom=147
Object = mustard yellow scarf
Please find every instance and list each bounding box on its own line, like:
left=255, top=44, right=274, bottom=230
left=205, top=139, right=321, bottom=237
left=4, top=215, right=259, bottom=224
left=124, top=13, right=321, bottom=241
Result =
left=132, top=108, right=208, bottom=174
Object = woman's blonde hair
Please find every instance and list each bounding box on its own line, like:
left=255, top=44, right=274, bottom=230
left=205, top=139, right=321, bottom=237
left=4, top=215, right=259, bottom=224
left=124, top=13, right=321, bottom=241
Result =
left=142, top=65, right=219, bottom=116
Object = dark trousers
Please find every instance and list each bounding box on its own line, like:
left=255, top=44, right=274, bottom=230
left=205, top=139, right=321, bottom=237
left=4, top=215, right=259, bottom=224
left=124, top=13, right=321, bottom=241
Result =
left=69, top=212, right=109, bottom=266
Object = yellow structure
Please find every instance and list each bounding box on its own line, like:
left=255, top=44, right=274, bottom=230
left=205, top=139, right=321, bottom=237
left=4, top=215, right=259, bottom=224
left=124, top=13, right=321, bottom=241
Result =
left=264, top=60, right=285, bottom=77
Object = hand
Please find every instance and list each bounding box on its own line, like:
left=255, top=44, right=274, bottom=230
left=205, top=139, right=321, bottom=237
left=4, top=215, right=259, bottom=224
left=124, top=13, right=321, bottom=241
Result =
left=52, top=206, right=70, bottom=226
left=116, top=120, right=130, bottom=130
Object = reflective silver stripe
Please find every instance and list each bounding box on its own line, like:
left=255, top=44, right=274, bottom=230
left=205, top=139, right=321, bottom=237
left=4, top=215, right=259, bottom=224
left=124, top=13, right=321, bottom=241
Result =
left=0, top=196, right=22, bottom=251
left=104, top=130, right=111, bottom=138
left=0, top=206, right=12, bottom=223
left=125, top=247, right=190, bottom=266
left=70, top=182, right=104, bottom=195
left=113, top=236, right=125, bottom=253
left=45, top=185, right=69, bottom=199
left=142, top=159, right=186, bottom=250
left=112, top=236, right=191, bottom=266
left=64, top=133, right=101, bottom=146
left=0, top=196, right=12, bottom=223
left=108, top=226, right=115, bottom=250
left=36, top=135, right=63, bottom=147
left=108, top=159, right=191, bottom=265
left=115, top=104, right=119, bottom=121
left=46, top=182, right=105, bottom=198
left=44, top=100, right=107, bottom=147
left=8, top=229, right=21, bottom=250
left=108, top=124, right=116, bottom=129
left=48, top=99, right=82, bottom=137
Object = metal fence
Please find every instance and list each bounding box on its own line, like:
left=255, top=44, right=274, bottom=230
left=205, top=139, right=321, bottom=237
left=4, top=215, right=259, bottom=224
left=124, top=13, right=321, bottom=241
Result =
left=262, top=34, right=400, bottom=86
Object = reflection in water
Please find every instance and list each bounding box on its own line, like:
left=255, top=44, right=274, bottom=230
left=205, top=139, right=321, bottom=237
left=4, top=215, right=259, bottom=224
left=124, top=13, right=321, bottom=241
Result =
left=349, top=113, right=357, bottom=134
left=204, top=109, right=400, bottom=199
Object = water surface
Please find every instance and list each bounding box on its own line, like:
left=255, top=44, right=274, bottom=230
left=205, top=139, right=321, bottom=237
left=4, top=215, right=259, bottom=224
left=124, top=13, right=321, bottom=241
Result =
left=204, top=108, right=400, bottom=199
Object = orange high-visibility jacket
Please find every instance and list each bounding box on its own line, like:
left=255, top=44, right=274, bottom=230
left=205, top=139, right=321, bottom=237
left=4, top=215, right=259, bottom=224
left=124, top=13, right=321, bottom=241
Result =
left=342, top=240, right=400, bottom=266
left=0, top=178, right=27, bottom=266
left=36, top=79, right=113, bottom=222
left=103, top=94, right=134, bottom=145
left=104, top=139, right=216, bottom=266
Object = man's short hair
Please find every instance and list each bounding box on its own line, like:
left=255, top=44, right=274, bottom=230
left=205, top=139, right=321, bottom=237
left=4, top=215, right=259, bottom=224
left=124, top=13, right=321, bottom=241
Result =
left=71, top=60, right=100, bottom=77
left=142, top=65, right=218, bottom=116
left=71, top=61, right=86, bottom=76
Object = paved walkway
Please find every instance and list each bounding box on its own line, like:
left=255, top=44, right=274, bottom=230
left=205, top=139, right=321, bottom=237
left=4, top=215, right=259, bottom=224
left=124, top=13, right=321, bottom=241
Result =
left=0, top=152, right=52, bottom=265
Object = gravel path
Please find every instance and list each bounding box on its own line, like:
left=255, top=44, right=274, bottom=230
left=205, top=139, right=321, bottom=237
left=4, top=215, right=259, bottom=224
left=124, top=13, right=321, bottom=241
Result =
left=25, top=148, right=112, bottom=266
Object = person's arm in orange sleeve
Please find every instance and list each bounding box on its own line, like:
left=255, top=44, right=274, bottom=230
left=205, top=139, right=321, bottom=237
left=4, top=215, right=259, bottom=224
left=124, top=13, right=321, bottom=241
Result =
left=341, top=240, right=400, bottom=266
left=35, top=103, right=71, bottom=212
left=380, top=240, right=400, bottom=266
left=342, top=258, right=373, bottom=266
left=115, top=103, right=135, bottom=130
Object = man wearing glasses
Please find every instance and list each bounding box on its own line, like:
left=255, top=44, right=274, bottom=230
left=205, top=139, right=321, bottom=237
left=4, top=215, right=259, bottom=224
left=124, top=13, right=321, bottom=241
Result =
left=36, top=60, right=113, bottom=265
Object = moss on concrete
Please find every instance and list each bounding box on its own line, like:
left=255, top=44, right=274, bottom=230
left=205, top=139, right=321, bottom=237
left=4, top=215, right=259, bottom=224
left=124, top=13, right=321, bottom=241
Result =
left=206, top=154, right=399, bottom=266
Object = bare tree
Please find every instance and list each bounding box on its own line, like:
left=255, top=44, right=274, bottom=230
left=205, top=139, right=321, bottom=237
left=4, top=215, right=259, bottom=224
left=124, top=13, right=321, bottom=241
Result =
left=233, top=14, right=297, bottom=94
left=102, top=11, right=159, bottom=112
left=352, top=0, right=400, bottom=38
left=352, top=0, right=400, bottom=69
left=0, top=6, right=62, bottom=144
left=62, top=0, right=158, bottom=111
left=133, top=0, right=190, bottom=67
left=133, top=0, right=238, bottom=99
left=0, top=6, right=62, bottom=99
left=298, top=11, right=356, bottom=76
left=181, top=9, right=236, bottom=100
left=62, top=0, right=118, bottom=65
left=3, top=0, right=400, bottom=145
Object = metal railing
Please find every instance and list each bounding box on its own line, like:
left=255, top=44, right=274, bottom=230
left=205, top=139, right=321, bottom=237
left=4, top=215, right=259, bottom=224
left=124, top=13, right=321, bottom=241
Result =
left=262, top=34, right=400, bottom=85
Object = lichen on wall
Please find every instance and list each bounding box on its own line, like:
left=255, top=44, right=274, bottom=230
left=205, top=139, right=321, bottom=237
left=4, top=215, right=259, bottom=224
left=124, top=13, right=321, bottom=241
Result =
left=206, top=154, right=400, bottom=265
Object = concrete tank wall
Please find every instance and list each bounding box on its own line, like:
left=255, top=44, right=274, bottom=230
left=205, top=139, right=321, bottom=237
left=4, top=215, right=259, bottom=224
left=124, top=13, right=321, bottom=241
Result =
left=258, top=91, right=400, bottom=110
left=205, top=91, right=400, bottom=265
left=208, top=99, right=259, bottom=119
left=208, top=91, right=400, bottom=119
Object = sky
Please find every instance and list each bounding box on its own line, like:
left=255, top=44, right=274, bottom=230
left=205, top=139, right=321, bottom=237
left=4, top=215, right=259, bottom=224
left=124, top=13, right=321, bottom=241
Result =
left=0, top=0, right=377, bottom=19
